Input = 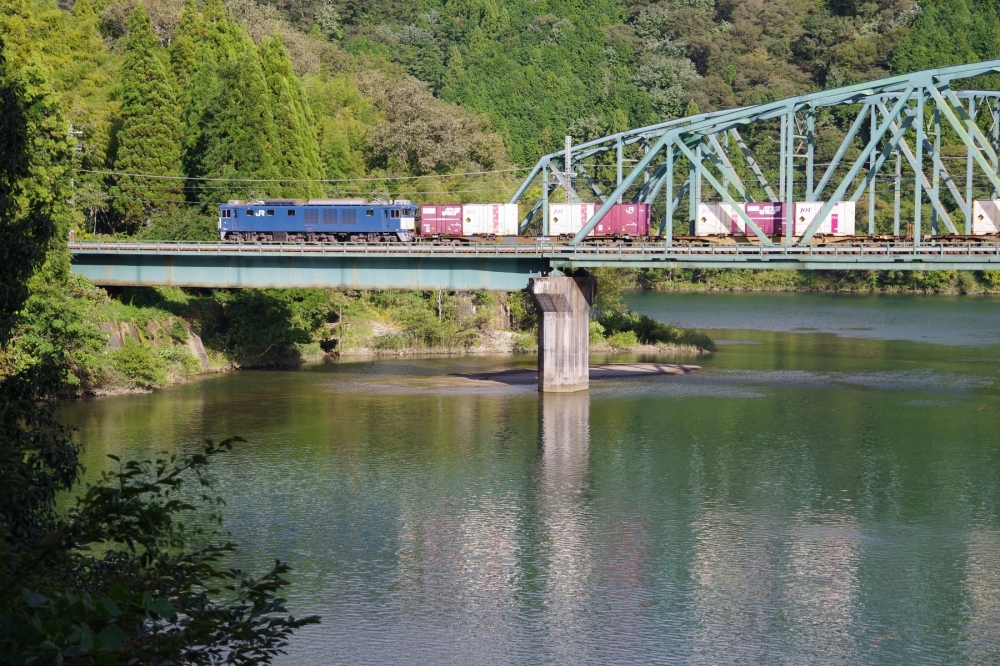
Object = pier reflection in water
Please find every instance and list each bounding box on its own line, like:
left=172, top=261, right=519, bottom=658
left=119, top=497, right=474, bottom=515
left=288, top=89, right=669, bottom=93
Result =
left=538, top=393, right=593, bottom=661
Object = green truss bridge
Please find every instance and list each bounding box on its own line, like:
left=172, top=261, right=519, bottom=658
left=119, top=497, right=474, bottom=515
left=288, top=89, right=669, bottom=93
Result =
left=67, top=60, right=1000, bottom=392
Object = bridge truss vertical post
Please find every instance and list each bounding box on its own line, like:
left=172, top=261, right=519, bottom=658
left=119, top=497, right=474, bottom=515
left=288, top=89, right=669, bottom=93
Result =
left=784, top=110, right=794, bottom=246
left=779, top=114, right=787, bottom=201
left=869, top=105, right=877, bottom=235
left=695, top=142, right=703, bottom=235
left=914, top=92, right=926, bottom=246
left=806, top=110, right=815, bottom=201
left=993, top=99, right=999, bottom=199
left=665, top=143, right=674, bottom=246
left=894, top=149, right=902, bottom=235
left=616, top=138, right=623, bottom=203
left=542, top=164, right=550, bottom=236
left=686, top=153, right=694, bottom=235
left=932, top=105, right=942, bottom=236
left=966, top=97, right=976, bottom=234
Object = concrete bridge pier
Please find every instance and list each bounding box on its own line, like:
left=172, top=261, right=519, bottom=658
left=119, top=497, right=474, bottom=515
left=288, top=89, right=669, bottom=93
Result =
left=528, top=276, right=597, bottom=393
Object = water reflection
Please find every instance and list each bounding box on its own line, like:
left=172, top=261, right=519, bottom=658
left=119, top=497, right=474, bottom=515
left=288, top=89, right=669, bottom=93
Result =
left=52, top=302, right=1000, bottom=665
left=537, top=393, right=593, bottom=660
left=961, top=528, right=1000, bottom=663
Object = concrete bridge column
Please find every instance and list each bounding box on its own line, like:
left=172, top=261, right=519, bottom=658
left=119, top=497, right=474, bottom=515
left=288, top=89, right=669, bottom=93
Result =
left=528, top=276, right=597, bottom=393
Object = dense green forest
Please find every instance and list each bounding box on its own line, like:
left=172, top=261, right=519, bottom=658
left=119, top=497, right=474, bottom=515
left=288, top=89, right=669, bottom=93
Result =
left=319, top=0, right=1000, bottom=162
left=8, top=0, right=1000, bottom=235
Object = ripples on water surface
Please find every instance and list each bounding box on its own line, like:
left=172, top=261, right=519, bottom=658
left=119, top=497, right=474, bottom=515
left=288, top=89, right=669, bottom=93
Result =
left=59, top=293, right=1000, bottom=665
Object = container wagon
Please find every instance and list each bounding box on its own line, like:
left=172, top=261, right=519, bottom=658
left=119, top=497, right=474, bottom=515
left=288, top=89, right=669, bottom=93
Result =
left=219, top=199, right=416, bottom=242
left=548, top=203, right=651, bottom=238
left=696, top=201, right=856, bottom=238
left=420, top=203, right=519, bottom=239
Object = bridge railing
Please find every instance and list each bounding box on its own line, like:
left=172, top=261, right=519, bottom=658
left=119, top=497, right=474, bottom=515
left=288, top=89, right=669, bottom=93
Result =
left=68, top=241, right=1000, bottom=259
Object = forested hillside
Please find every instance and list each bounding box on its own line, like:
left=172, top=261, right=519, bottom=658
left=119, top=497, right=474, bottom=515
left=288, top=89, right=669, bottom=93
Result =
left=7, top=0, right=1000, bottom=234
left=8, top=0, right=513, bottom=238
left=295, top=0, right=1000, bottom=164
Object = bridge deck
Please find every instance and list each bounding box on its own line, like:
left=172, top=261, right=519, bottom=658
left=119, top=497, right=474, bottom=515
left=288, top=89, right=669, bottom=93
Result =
left=69, top=241, right=1000, bottom=290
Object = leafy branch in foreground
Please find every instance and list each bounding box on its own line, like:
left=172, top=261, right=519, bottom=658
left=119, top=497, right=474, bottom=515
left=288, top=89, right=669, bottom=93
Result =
left=0, top=28, right=316, bottom=663
left=0, top=438, right=319, bottom=665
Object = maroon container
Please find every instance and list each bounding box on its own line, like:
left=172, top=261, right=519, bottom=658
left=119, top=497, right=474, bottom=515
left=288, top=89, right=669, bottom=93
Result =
left=593, top=203, right=652, bottom=237
left=743, top=202, right=784, bottom=234
left=419, top=205, right=464, bottom=236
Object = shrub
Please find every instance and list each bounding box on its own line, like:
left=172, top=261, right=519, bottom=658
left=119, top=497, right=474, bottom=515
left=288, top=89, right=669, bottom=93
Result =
left=608, top=330, right=639, bottom=350
left=506, top=291, right=535, bottom=331
left=981, top=270, right=1000, bottom=289
left=911, top=270, right=956, bottom=292
left=599, top=310, right=715, bottom=351
left=110, top=338, right=169, bottom=388
left=512, top=332, right=537, bottom=353
left=588, top=319, right=605, bottom=343
left=169, top=318, right=188, bottom=342
left=675, top=329, right=717, bottom=352
left=158, top=345, right=201, bottom=373
left=372, top=332, right=411, bottom=351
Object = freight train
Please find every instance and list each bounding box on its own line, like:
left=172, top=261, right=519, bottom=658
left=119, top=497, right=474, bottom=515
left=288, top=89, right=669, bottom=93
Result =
left=219, top=198, right=1000, bottom=243
left=219, top=198, right=654, bottom=242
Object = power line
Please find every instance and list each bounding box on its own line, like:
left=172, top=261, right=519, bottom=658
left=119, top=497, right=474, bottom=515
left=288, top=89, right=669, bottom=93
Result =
left=98, top=190, right=525, bottom=206
left=76, top=167, right=530, bottom=183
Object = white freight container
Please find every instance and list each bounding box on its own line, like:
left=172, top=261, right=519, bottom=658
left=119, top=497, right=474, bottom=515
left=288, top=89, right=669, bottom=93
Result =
left=972, top=200, right=1000, bottom=234
left=695, top=203, right=726, bottom=235
left=548, top=203, right=598, bottom=236
left=462, top=203, right=519, bottom=236
left=792, top=201, right=856, bottom=236
left=695, top=203, right=745, bottom=235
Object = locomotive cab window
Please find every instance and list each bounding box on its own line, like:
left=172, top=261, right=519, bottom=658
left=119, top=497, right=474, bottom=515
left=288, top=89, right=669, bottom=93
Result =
left=391, top=210, right=400, bottom=218
left=287, top=209, right=296, bottom=216
left=366, top=209, right=374, bottom=216
left=221, top=210, right=231, bottom=218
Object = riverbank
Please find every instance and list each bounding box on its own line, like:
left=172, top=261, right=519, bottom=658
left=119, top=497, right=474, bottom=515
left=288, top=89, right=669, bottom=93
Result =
left=633, top=268, right=1000, bottom=294
left=5, top=276, right=714, bottom=397
left=25, top=264, right=997, bottom=399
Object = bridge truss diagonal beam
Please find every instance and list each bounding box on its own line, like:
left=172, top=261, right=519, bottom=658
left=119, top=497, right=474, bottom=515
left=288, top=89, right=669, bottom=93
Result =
left=510, top=61, right=1000, bottom=246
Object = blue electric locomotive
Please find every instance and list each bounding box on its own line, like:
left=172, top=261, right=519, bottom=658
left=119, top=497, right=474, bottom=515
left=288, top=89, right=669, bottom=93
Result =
left=219, top=198, right=416, bottom=243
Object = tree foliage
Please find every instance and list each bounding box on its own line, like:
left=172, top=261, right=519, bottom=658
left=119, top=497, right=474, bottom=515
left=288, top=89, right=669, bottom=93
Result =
left=0, top=28, right=318, bottom=664
left=108, top=4, right=184, bottom=223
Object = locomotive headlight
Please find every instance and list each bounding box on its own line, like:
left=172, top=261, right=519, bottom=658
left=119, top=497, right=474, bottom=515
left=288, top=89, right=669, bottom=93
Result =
left=401, top=217, right=415, bottom=230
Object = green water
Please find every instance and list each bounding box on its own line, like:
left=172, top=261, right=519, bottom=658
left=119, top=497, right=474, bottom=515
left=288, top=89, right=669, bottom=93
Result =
left=58, top=293, right=1000, bottom=665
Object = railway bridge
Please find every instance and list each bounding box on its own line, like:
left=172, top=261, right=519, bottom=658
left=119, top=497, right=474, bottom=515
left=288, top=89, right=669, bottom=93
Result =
left=70, top=60, right=1000, bottom=392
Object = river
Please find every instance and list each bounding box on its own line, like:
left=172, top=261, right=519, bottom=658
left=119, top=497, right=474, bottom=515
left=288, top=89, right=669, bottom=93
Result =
left=58, top=293, right=1000, bottom=665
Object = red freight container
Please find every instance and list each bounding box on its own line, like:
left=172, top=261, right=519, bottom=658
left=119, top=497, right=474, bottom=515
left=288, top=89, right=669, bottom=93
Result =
left=743, top=202, right=784, bottom=234
left=419, top=205, right=464, bottom=236
left=592, top=203, right=652, bottom=237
